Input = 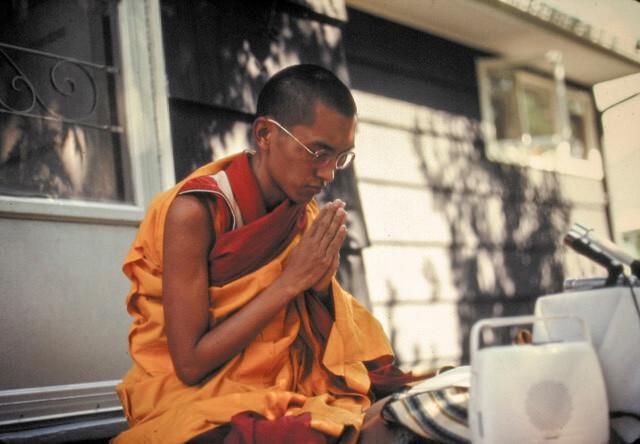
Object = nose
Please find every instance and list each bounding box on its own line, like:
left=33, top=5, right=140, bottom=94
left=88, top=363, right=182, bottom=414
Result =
left=315, top=162, right=335, bottom=184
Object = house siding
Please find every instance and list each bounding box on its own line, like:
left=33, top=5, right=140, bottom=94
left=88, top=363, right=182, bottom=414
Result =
left=345, top=8, right=608, bottom=367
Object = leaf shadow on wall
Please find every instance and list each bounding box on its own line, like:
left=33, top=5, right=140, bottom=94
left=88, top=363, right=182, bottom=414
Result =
left=408, top=113, right=570, bottom=364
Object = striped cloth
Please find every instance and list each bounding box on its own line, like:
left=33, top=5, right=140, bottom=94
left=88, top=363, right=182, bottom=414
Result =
left=382, top=367, right=471, bottom=443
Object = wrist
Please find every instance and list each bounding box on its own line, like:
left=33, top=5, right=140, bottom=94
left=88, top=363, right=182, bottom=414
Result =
left=273, top=276, right=304, bottom=300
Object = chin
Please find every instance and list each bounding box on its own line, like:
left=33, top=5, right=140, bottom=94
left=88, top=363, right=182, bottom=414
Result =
left=291, top=195, right=314, bottom=205
left=289, top=190, right=316, bottom=204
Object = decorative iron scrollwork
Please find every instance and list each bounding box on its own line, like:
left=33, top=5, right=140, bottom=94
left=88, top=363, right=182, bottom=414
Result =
left=49, top=60, right=98, bottom=120
left=0, top=42, right=121, bottom=132
left=0, top=46, right=36, bottom=114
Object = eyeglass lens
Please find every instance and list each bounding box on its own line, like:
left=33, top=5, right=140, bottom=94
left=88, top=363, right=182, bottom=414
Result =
left=315, top=150, right=354, bottom=170
left=267, top=118, right=354, bottom=169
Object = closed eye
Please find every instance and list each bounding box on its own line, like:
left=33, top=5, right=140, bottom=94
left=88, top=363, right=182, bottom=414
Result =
left=313, top=149, right=333, bottom=162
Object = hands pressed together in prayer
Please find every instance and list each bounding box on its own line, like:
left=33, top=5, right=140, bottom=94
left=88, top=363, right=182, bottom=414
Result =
left=163, top=197, right=348, bottom=385
left=281, top=199, right=347, bottom=297
left=122, top=66, right=399, bottom=443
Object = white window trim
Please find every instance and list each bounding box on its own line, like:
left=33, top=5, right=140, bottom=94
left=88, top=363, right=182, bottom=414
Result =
left=0, top=380, right=122, bottom=427
left=477, top=52, right=603, bottom=180
left=0, top=0, right=175, bottom=225
left=561, top=87, right=602, bottom=178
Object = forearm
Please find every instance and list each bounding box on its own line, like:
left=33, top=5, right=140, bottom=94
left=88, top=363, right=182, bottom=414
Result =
left=166, top=198, right=346, bottom=385
left=178, top=277, right=301, bottom=385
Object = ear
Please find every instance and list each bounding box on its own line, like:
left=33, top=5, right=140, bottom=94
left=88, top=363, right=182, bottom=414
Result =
left=253, top=117, right=271, bottom=152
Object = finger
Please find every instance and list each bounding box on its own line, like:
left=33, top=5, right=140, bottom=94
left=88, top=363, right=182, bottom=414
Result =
left=304, top=205, right=327, bottom=239
left=290, top=393, right=307, bottom=406
left=321, top=210, right=346, bottom=254
left=326, top=252, right=340, bottom=277
left=314, top=252, right=340, bottom=290
left=306, top=201, right=338, bottom=240
left=325, top=224, right=347, bottom=257
left=312, top=200, right=345, bottom=242
left=333, top=251, right=340, bottom=270
left=319, top=207, right=347, bottom=252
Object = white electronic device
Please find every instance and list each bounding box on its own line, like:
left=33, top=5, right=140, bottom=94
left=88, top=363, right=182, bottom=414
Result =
left=469, top=315, right=609, bottom=444
left=535, top=287, right=640, bottom=442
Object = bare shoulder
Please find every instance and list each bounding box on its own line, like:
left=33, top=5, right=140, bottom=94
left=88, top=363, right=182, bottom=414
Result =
left=164, top=194, right=214, bottom=252
left=167, top=194, right=209, bottom=222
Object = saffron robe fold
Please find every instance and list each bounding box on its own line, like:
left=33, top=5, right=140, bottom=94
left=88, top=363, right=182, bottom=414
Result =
left=115, top=153, right=397, bottom=443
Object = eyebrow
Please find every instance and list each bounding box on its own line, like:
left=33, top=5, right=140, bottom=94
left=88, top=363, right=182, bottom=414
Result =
left=311, top=140, right=355, bottom=153
left=313, top=141, right=336, bottom=152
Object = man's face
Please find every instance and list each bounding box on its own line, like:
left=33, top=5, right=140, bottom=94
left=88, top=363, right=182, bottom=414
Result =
left=266, top=100, right=356, bottom=204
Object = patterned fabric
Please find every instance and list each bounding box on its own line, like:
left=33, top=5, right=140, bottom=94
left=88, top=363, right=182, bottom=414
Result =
left=382, top=368, right=471, bottom=444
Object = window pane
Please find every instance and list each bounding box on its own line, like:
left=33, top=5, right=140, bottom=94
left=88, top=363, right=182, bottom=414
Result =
left=489, top=71, right=521, bottom=140
left=522, top=85, right=554, bottom=137
left=568, top=98, right=588, bottom=160
left=0, top=0, right=132, bottom=203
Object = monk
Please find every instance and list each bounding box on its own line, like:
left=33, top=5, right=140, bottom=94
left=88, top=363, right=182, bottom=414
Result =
left=115, top=64, right=415, bottom=443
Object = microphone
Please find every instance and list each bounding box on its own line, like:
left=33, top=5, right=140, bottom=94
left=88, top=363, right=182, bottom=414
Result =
left=564, top=223, right=640, bottom=281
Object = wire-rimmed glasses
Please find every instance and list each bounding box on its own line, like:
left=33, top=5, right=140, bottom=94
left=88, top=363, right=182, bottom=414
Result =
left=266, top=118, right=355, bottom=170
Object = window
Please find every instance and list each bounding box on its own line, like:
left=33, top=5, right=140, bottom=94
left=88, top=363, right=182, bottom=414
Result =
left=566, top=89, right=598, bottom=162
left=477, top=51, right=603, bottom=179
left=0, top=0, right=132, bottom=204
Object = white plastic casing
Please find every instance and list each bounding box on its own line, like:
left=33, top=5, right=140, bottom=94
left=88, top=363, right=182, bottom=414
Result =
left=469, top=315, right=608, bottom=444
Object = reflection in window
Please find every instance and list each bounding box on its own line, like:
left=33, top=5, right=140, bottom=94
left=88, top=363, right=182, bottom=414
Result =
left=489, top=71, right=519, bottom=141
left=0, top=0, right=132, bottom=203
left=568, top=96, right=590, bottom=160
left=478, top=55, right=602, bottom=179
left=522, top=85, right=554, bottom=138
left=486, top=69, right=562, bottom=150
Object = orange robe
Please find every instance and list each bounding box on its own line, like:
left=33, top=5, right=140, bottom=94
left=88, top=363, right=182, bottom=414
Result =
left=115, top=153, right=396, bottom=443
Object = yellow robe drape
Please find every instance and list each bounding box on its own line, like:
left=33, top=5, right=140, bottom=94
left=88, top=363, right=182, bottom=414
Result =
left=115, top=154, right=394, bottom=443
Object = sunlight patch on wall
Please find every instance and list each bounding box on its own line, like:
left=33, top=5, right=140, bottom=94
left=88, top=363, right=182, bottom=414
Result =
left=363, top=246, right=459, bottom=305
left=373, top=303, right=462, bottom=370
left=358, top=183, right=451, bottom=244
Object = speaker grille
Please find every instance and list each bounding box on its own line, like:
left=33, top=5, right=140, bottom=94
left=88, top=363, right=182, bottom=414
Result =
left=525, top=380, right=572, bottom=435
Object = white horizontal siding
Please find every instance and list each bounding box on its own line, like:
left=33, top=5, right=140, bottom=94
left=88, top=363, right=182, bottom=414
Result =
left=363, top=246, right=459, bottom=305
left=352, top=86, right=611, bottom=370
left=358, top=182, right=452, bottom=245
left=372, top=303, right=462, bottom=367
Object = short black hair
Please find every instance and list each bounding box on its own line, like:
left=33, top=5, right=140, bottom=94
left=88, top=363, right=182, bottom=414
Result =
left=256, top=64, right=356, bottom=127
